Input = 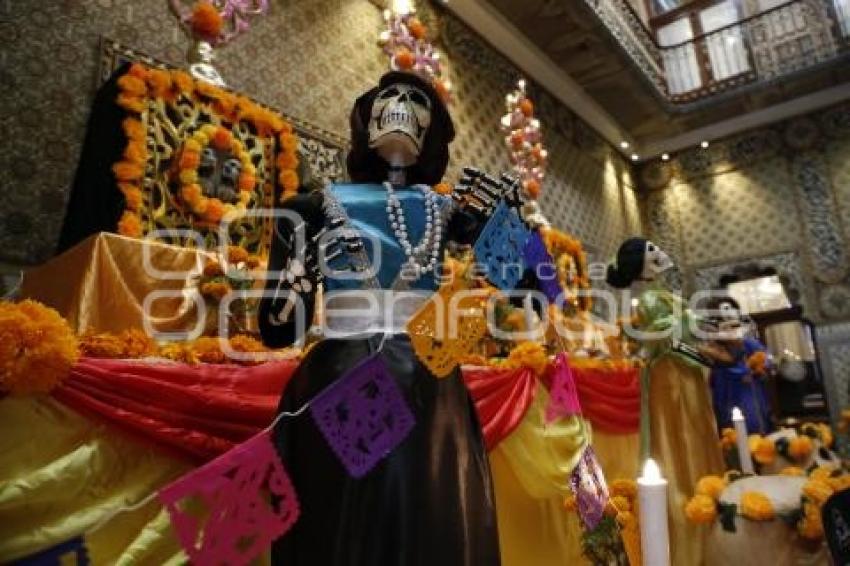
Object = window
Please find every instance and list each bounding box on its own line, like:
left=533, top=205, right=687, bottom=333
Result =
left=699, top=0, right=750, bottom=81
left=657, top=17, right=702, bottom=93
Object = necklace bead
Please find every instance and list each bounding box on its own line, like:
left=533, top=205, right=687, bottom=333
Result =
left=383, top=182, right=442, bottom=282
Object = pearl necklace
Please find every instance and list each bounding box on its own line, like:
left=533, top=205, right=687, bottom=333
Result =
left=384, top=182, right=442, bottom=280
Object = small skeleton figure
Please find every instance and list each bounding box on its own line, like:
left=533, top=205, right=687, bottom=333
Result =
left=188, top=40, right=226, bottom=87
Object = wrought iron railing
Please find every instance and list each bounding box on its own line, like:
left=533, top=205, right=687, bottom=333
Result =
left=583, top=0, right=850, bottom=106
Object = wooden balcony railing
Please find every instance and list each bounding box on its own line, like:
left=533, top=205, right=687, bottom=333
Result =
left=583, top=0, right=850, bottom=106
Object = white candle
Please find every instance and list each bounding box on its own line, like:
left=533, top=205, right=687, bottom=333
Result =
left=732, top=406, right=754, bottom=474
left=638, top=458, right=670, bottom=566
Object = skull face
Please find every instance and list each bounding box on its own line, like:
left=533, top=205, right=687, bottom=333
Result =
left=368, top=82, right=432, bottom=167
left=218, top=157, right=242, bottom=203
left=193, top=147, right=241, bottom=204
left=640, top=240, right=673, bottom=280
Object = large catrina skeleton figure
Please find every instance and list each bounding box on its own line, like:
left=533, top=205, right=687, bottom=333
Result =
left=607, top=238, right=724, bottom=566
left=258, top=72, right=500, bottom=566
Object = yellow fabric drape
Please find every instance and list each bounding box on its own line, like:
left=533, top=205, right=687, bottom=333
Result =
left=490, top=382, right=590, bottom=566
left=20, top=232, right=209, bottom=335
left=0, top=397, right=189, bottom=564
left=649, top=355, right=725, bottom=566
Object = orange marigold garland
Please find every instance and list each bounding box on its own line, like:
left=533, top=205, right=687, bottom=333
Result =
left=114, top=62, right=300, bottom=234
left=174, top=124, right=254, bottom=223
left=0, top=300, right=79, bottom=395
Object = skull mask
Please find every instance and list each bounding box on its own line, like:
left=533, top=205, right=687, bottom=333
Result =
left=640, top=241, right=673, bottom=280
left=193, top=146, right=241, bottom=205
left=368, top=82, right=432, bottom=167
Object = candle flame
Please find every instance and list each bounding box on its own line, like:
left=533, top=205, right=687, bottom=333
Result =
left=732, top=406, right=744, bottom=420
left=642, top=458, right=662, bottom=481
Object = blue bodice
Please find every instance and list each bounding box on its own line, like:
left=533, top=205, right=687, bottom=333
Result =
left=323, top=183, right=448, bottom=292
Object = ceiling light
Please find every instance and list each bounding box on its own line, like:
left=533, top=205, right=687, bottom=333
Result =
left=700, top=140, right=710, bottom=149
left=620, top=141, right=629, bottom=149
left=631, top=153, right=639, bottom=161
left=661, top=153, right=670, bottom=161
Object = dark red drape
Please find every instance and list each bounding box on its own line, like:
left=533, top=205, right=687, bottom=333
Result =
left=53, top=357, right=639, bottom=461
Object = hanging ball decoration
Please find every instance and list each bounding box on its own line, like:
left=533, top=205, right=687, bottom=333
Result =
left=394, top=47, right=416, bottom=70
left=407, top=17, right=427, bottom=40
left=519, top=98, right=534, bottom=117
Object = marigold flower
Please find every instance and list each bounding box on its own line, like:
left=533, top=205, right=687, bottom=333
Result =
left=179, top=149, right=201, bottom=171
left=113, top=161, right=144, bottom=182
left=117, top=74, right=148, bottom=97
left=119, top=184, right=143, bottom=211
left=212, top=127, right=233, bottom=151
left=788, top=435, right=814, bottom=462
left=433, top=182, right=453, bottom=195
left=809, top=466, right=836, bottom=483
left=227, top=245, right=249, bottom=264
left=145, top=68, right=173, bottom=99
left=172, top=70, right=194, bottom=95
left=279, top=169, right=299, bottom=193
left=276, top=151, right=299, bottom=171
left=128, top=63, right=148, bottom=80
left=179, top=169, right=199, bottom=185
left=685, top=495, right=717, bottom=524
left=190, top=1, right=223, bottom=41
left=394, top=47, right=416, bottom=70
left=748, top=435, right=776, bottom=465
left=695, top=475, right=726, bottom=500
left=798, top=503, right=824, bottom=540
left=117, top=94, right=146, bottom=114
left=610, top=495, right=631, bottom=513
left=123, top=140, right=147, bottom=165
left=181, top=184, right=203, bottom=205
left=780, top=466, right=805, bottom=476
left=505, top=341, right=548, bottom=376
left=802, top=479, right=833, bottom=505
left=407, top=17, right=427, bottom=40
left=0, top=300, right=79, bottom=395
left=121, top=328, right=157, bottom=358
left=203, top=260, right=224, bottom=277
left=246, top=254, right=262, bottom=269
left=192, top=336, right=228, bottom=364
left=746, top=350, right=767, bottom=374
left=739, top=491, right=774, bottom=521
left=524, top=179, right=541, bottom=199
left=80, top=330, right=124, bottom=359
left=204, top=198, right=225, bottom=223
left=200, top=281, right=230, bottom=301
left=117, top=211, right=142, bottom=237
left=279, top=133, right=298, bottom=152
left=123, top=118, right=146, bottom=141
left=238, top=174, right=256, bottom=193
left=610, top=479, right=638, bottom=499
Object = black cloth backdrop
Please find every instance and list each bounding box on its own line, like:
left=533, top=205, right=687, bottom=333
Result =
left=56, top=63, right=130, bottom=255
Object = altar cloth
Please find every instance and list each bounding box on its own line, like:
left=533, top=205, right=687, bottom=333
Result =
left=21, top=232, right=211, bottom=335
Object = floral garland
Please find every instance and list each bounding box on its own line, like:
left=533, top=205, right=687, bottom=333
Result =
left=720, top=426, right=834, bottom=469
left=685, top=467, right=850, bottom=541
left=113, top=62, right=300, bottom=237
left=565, top=478, right=641, bottom=566
left=176, top=124, right=255, bottom=223
left=377, top=9, right=452, bottom=102
left=501, top=79, right=548, bottom=200
left=79, top=327, right=296, bottom=366
left=541, top=227, right=592, bottom=311
left=0, top=300, right=79, bottom=396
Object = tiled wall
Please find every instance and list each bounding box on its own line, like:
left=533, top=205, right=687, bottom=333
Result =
left=0, top=0, right=642, bottom=266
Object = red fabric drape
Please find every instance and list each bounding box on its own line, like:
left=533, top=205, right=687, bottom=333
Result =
left=54, top=357, right=298, bottom=461
left=462, top=366, right=537, bottom=450
left=52, top=357, right=639, bottom=461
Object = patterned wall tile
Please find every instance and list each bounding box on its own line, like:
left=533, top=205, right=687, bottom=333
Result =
left=670, top=156, right=802, bottom=267
left=0, top=0, right=642, bottom=265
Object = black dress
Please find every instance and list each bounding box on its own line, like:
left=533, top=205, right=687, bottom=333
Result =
left=258, top=185, right=500, bottom=566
